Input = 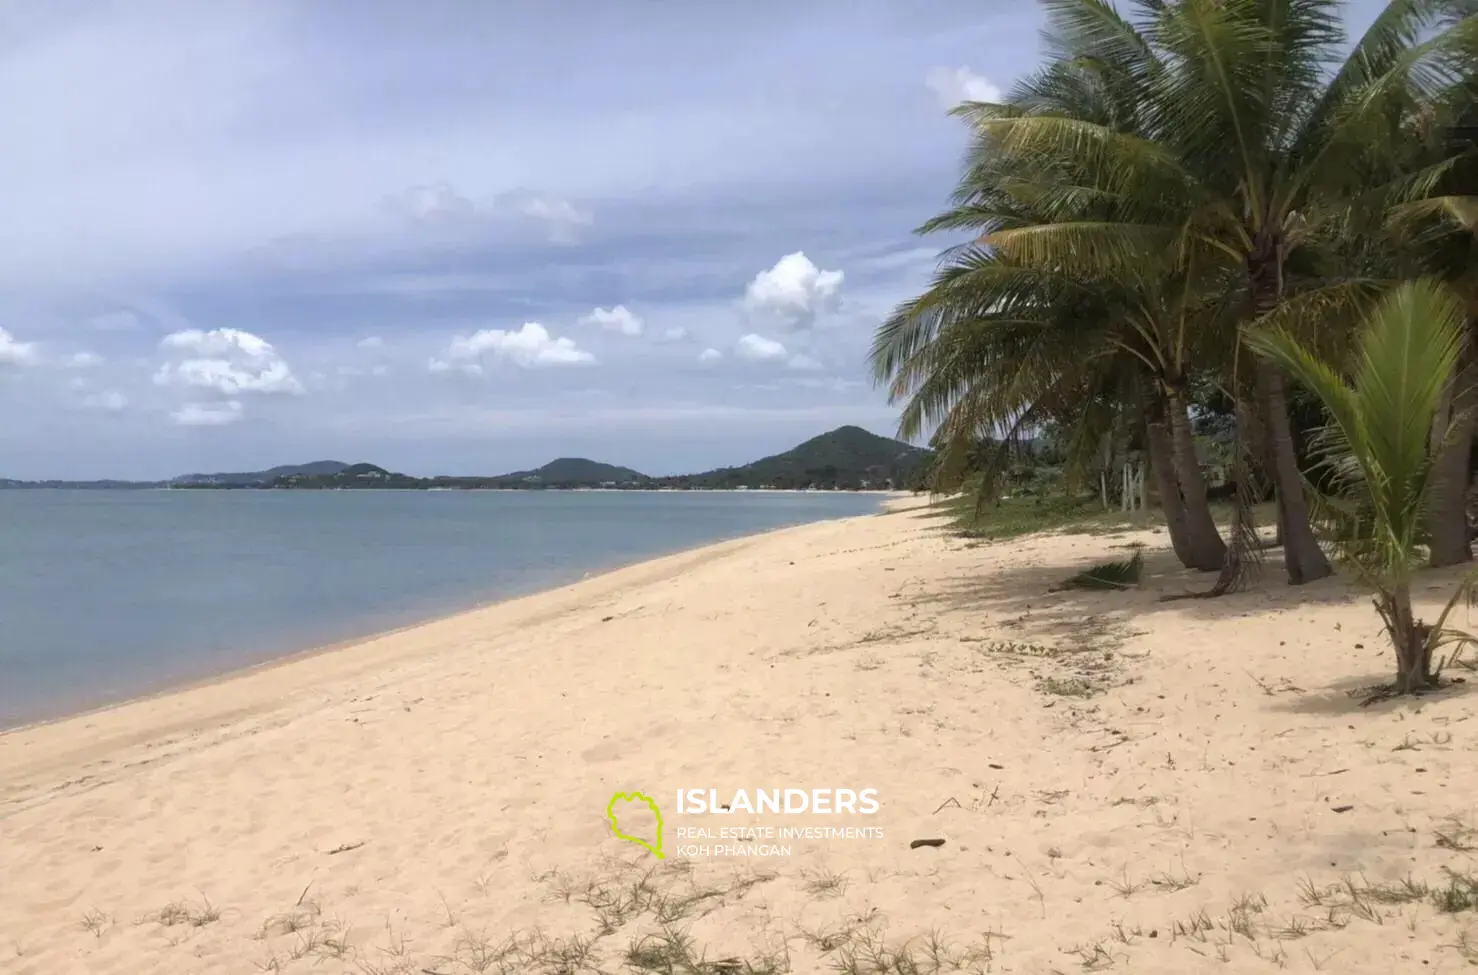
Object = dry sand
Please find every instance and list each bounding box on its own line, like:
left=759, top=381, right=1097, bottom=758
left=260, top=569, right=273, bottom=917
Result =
left=5, top=499, right=1478, bottom=973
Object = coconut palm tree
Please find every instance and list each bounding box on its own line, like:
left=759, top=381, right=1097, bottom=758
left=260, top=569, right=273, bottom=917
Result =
left=1383, top=84, right=1478, bottom=565
left=946, top=0, right=1478, bottom=589
left=872, top=47, right=1233, bottom=569
left=1247, top=278, right=1478, bottom=693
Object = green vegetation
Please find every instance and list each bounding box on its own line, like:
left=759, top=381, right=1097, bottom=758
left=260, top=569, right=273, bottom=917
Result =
left=871, top=0, right=1478, bottom=693
left=1249, top=279, right=1478, bottom=692
left=654, top=425, right=932, bottom=491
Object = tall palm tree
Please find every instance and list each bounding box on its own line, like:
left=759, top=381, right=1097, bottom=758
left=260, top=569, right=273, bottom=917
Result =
left=872, top=48, right=1232, bottom=569
left=958, top=0, right=1478, bottom=589
left=1247, top=278, right=1477, bottom=693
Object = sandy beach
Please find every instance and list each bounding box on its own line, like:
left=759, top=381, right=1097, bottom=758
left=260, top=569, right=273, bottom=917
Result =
left=5, top=499, right=1478, bottom=973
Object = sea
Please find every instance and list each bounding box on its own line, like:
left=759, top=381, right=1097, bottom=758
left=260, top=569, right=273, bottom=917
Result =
left=0, top=489, right=883, bottom=730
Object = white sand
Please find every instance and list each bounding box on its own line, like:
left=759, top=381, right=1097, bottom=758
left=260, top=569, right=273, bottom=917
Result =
left=4, top=499, right=1478, bottom=973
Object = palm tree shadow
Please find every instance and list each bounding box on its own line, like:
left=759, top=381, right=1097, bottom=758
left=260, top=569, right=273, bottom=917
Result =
left=912, top=541, right=1367, bottom=637
left=1267, top=671, right=1477, bottom=716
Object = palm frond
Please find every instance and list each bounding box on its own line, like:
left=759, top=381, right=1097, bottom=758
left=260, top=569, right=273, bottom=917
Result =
left=1246, top=277, right=1468, bottom=583
left=1059, top=548, right=1145, bottom=590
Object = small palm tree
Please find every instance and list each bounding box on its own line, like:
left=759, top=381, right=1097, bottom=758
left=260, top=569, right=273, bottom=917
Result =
left=1246, top=279, right=1478, bottom=694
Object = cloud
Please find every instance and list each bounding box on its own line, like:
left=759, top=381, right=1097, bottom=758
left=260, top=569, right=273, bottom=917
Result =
left=154, top=327, right=303, bottom=396
left=384, top=182, right=476, bottom=223
left=734, top=334, right=825, bottom=372
left=661, top=327, right=690, bottom=343
left=80, top=390, right=129, bottom=412
left=356, top=336, right=384, bottom=349
left=697, top=347, right=722, bottom=364
left=431, top=322, right=595, bottom=371
left=926, top=66, right=1002, bottom=108
left=491, top=189, right=593, bottom=244
left=171, top=400, right=244, bottom=426
left=0, top=327, right=39, bottom=366
left=735, top=333, right=788, bottom=362
left=67, top=351, right=105, bottom=368
left=378, top=183, right=590, bottom=248
left=743, top=252, right=843, bottom=329
left=579, top=304, right=643, bottom=336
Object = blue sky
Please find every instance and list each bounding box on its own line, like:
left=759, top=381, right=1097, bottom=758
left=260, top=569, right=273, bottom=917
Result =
left=0, top=0, right=1387, bottom=479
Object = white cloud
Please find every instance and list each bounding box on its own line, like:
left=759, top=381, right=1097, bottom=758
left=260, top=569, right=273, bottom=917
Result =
left=172, top=400, right=243, bottom=426
left=733, top=334, right=823, bottom=371
left=579, top=304, right=643, bottom=336
left=154, top=327, right=303, bottom=396
left=492, top=189, right=593, bottom=243
left=380, top=184, right=591, bottom=245
left=356, top=336, right=384, bottom=349
left=743, top=252, right=843, bottom=329
left=90, top=310, right=140, bottom=331
left=0, top=327, right=39, bottom=366
left=427, top=358, right=482, bottom=376
left=926, top=66, right=1002, bottom=108
left=432, top=322, right=595, bottom=371
left=735, top=333, right=788, bottom=362
left=80, top=390, right=128, bottom=412
left=385, top=182, right=475, bottom=223
left=505, top=193, right=591, bottom=226
left=662, top=326, right=690, bottom=342
left=697, top=347, right=723, bottom=364
left=67, top=351, right=104, bottom=368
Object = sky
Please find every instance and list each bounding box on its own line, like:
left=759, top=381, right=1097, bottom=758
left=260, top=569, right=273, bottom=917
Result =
left=0, top=0, right=1388, bottom=480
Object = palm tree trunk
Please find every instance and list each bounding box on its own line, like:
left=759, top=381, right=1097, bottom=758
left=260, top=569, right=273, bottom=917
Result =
left=1247, top=247, right=1331, bottom=585
left=1143, top=401, right=1197, bottom=568
left=1166, top=386, right=1227, bottom=570
left=1382, top=586, right=1433, bottom=694
left=1255, top=360, right=1332, bottom=584
left=1428, top=320, right=1478, bottom=568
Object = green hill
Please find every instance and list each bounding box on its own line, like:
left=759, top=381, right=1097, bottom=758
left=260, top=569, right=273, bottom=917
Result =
left=655, top=426, right=931, bottom=490
left=172, top=461, right=350, bottom=487
left=494, top=458, right=648, bottom=487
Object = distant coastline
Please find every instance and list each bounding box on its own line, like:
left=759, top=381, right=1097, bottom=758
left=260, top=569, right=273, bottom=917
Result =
left=0, top=424, right=935, bottom=494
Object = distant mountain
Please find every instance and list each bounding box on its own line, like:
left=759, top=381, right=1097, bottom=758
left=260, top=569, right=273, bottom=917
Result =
left=656, top=426, right=932, bottom=491
left=3, top=427, right=934, bottom=492
left=494, top=458, right=648, bottom=486
left=171, top=461, right=351, bottom=487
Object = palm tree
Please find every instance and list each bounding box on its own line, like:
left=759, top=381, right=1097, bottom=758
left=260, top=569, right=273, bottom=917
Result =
left=871, top=49, right=1231, bottom=570
left=954, top=0, right=1478, bottom=589
left=1384, top=83, right=1478, bottom=565
left=1247, top=278, right=1477, bottom=693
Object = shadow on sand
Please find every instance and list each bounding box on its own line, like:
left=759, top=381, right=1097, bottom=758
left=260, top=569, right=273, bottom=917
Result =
left=905, top=509, right=1478, bottom=710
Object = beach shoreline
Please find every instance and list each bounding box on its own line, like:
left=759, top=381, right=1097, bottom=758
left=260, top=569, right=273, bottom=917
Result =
left=0, top=492, right=907, bottom=739
left=0, top=500, right=907, bottom=779
left=7, top=495, right=1475, bottom=974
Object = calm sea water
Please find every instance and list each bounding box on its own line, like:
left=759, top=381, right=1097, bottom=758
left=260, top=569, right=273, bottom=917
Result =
left=0, top=490, right=882, bottom=730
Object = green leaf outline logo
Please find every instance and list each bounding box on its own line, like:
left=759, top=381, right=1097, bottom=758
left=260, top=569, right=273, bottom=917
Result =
left=606, top=790, right=665, bottom=859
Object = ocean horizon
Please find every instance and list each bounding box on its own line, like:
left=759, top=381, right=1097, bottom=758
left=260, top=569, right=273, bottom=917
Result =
left=0, top=489, right=884, bottom=731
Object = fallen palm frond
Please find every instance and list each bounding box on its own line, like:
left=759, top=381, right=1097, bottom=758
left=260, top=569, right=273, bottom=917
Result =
left=1058, top=548, right=1144, bottom=591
